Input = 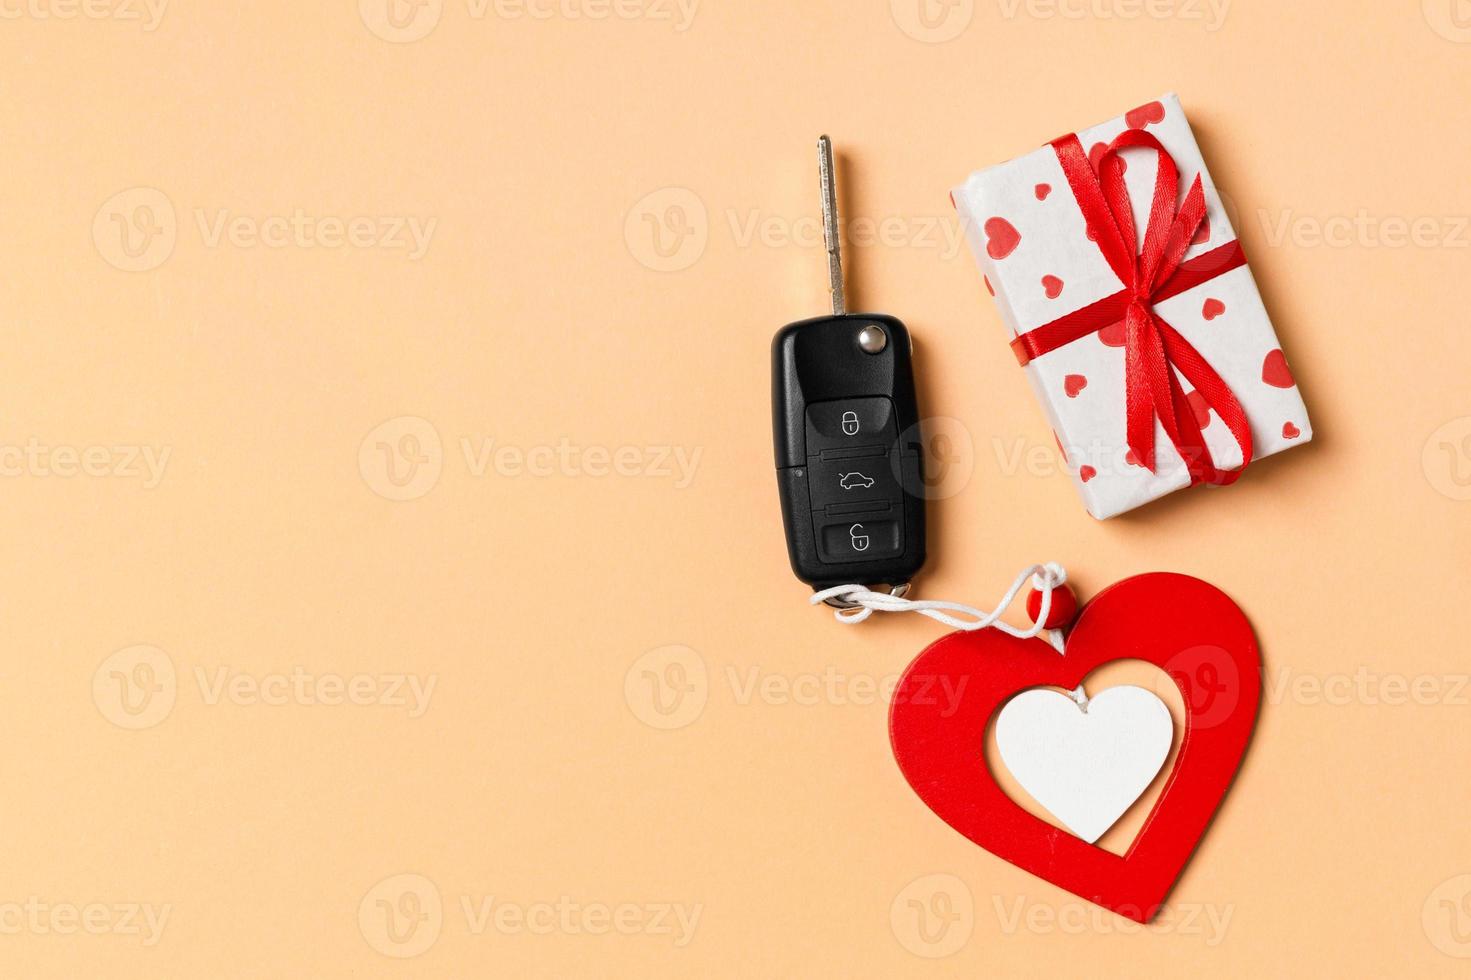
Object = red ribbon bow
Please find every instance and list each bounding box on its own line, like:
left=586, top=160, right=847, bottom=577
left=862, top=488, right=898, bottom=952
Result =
left=1010, top=131, right=1253, bottom=485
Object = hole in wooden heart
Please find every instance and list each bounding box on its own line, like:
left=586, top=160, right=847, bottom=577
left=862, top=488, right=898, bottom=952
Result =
left=983, top=660, right=1185, bottom=856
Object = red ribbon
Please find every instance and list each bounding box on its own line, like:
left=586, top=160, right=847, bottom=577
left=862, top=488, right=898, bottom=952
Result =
left=1010, top=131, right=1253, bottom=486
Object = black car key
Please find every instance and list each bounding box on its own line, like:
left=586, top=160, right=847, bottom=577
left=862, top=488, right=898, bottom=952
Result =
left=771, top=136, right=926, bottom=593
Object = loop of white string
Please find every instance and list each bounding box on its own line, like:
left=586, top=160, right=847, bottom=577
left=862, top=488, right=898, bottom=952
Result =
left=810, top=562, right=1068, bottom=638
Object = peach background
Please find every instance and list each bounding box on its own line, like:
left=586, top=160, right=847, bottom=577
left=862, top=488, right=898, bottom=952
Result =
left=3, top=0, right=1471, bottom=976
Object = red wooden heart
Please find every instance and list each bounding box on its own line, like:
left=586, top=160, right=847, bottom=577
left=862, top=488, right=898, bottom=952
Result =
left=889, top=573, right=1260, bottom=923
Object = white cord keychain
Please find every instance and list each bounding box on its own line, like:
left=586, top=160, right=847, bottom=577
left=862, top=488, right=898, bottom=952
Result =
left=811, top=563, right=1080, bottom=682
left=811, top=562, right=1067, bottom=633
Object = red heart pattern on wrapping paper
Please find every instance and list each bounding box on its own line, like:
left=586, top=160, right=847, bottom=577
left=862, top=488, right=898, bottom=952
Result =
left=1089, top=142, right=1126, bottom=176
left=1079, top=465, right=1097, bottom=482
left=1125, top=101, right=1166, bottom=130
left=1064, top=374, right=1087, bottom=398
left=1202, top=298, right=1225, bottom=320
left=1261, top=349, right=1295, bottom=388
left=985, top=217, right=1022, bottom=259
left=1186, top=390, right=1212, bottom=430
left=889, top=573, right=1261, bottom=923
left=1035, top=183, right=1052, bottom=201
left=1282, top=422, right=1301, bottom=439
left=1098, top=321, right=1126, bottom=347
left=1191, top=213, right=1211, bottom=246
left=1043, top=275, right=1065, bottom=299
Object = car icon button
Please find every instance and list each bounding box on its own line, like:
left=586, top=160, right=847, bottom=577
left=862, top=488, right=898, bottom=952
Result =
left=807, top=454, right=903, bottom=511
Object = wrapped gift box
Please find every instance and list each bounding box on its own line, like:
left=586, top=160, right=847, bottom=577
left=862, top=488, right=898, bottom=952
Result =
left=952, top=93, right=1311, bottom=518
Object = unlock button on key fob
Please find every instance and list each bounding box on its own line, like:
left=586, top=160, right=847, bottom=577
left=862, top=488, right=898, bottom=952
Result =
left=816, top=518, right=902, bottom=562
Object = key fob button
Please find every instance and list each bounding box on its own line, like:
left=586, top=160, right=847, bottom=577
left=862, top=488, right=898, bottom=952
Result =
left=805, top=397, right=896, bottom=455
left=807, top=453, right=904, bottom=511
left=815, top=517, right=902, bottom=562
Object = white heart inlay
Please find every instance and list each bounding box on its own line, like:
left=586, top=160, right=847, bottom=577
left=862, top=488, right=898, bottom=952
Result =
left=995, top=685, right=1173, bottom=844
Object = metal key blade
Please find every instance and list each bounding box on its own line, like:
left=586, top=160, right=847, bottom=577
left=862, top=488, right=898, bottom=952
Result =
left=818, top=134, right=845, bottom=316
